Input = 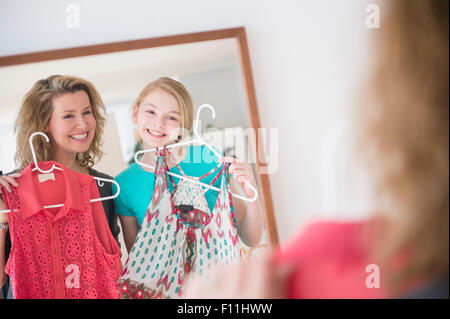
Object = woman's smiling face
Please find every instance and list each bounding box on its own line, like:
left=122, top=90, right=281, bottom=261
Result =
left=45, top=90, right=96, bottom=158
left=133, top=87, right=182, bottom=148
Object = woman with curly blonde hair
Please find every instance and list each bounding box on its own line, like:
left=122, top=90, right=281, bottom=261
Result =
left=13, top=75, right=106, bottom=171
left=0, top=75, right=120, bottom=298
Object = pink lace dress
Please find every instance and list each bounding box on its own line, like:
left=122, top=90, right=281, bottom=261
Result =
left=1, top=161, right=122, bottom=299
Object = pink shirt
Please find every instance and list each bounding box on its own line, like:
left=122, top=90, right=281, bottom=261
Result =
left=1, top=161, right=121, bottom=299
left=274, top=221, right=387, bottom=298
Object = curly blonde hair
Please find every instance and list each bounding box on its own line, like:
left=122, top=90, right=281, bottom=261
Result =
left=357, top=0, right=449, bottom=291
left=14, top=75, right=106, bottom=171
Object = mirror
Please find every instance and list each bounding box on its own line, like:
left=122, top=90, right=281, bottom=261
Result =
left=0, top=27, right=278, bottom=264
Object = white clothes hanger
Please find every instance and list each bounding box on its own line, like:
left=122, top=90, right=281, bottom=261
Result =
left=0, top=132, right=120, bottom=214
left=134, top=104, right=258, bottom=202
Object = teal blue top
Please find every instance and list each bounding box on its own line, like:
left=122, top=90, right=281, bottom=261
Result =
left=112, top=145, right=227, bottom=226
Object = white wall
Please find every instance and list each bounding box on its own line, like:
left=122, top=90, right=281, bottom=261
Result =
left=0, top=123, right=16, bottom=174
left=0, top=0, right=375, bottom=244
left=180, top=66, right=249, bottom=131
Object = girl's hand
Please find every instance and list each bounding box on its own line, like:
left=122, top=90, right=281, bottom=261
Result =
left=219, top=157, right=256, bottom=198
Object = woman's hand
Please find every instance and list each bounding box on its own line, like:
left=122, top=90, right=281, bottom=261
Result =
left=183, top=254, right=293, bottom=299
left=219, top=157, right=256, bottom=198
left=0, top=173, right=21, bottom=223
left=0, top=173, right=21, bottom=193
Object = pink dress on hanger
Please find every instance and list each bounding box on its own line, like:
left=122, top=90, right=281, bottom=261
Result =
left=1, top=161, right=122, bottom=299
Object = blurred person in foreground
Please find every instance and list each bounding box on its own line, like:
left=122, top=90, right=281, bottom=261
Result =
left=184, top=0, right=449, bottom=299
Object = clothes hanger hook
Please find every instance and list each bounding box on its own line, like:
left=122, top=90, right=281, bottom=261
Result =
left=193, top=105, right=258, bottom=201
left=193, top=104, right=223, bottom=158
left=29, top=132, right=56, bottom=174
left=194, top=104, right=215, bottom=140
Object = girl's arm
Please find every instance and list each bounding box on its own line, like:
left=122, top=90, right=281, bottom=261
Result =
left=118, top=214, right=140, bottom=253
left=221, top=157, right=263, bottom=247
left=231, top=179, right=263, bottom=247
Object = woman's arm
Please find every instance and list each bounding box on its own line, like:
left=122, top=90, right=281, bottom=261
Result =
left=0, top=231, right=6, bottom=289
left=118, top=214, right=140, bottom=253
left=0, top=201, right=8, bottom=289
left=0, top=173, right=19, bottom=290
left=89, top=168, right=121, bottom=244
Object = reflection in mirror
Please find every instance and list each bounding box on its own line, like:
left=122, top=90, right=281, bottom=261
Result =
left=0, top=29, right=277, bottom=287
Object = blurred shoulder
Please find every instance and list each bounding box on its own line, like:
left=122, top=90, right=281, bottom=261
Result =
left=275, top=220, right=374, bottom=263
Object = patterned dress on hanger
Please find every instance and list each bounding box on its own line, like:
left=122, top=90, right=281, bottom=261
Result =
left=117, top=148, right=241, bottom=299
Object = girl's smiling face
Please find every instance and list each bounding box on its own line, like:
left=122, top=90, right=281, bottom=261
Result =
left=45, top=90, right=96, bottom=159
left=132, top=88, right=182, bottom=148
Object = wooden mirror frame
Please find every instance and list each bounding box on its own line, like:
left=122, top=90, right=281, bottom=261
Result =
left=0, top=27, right=279, bottom=246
